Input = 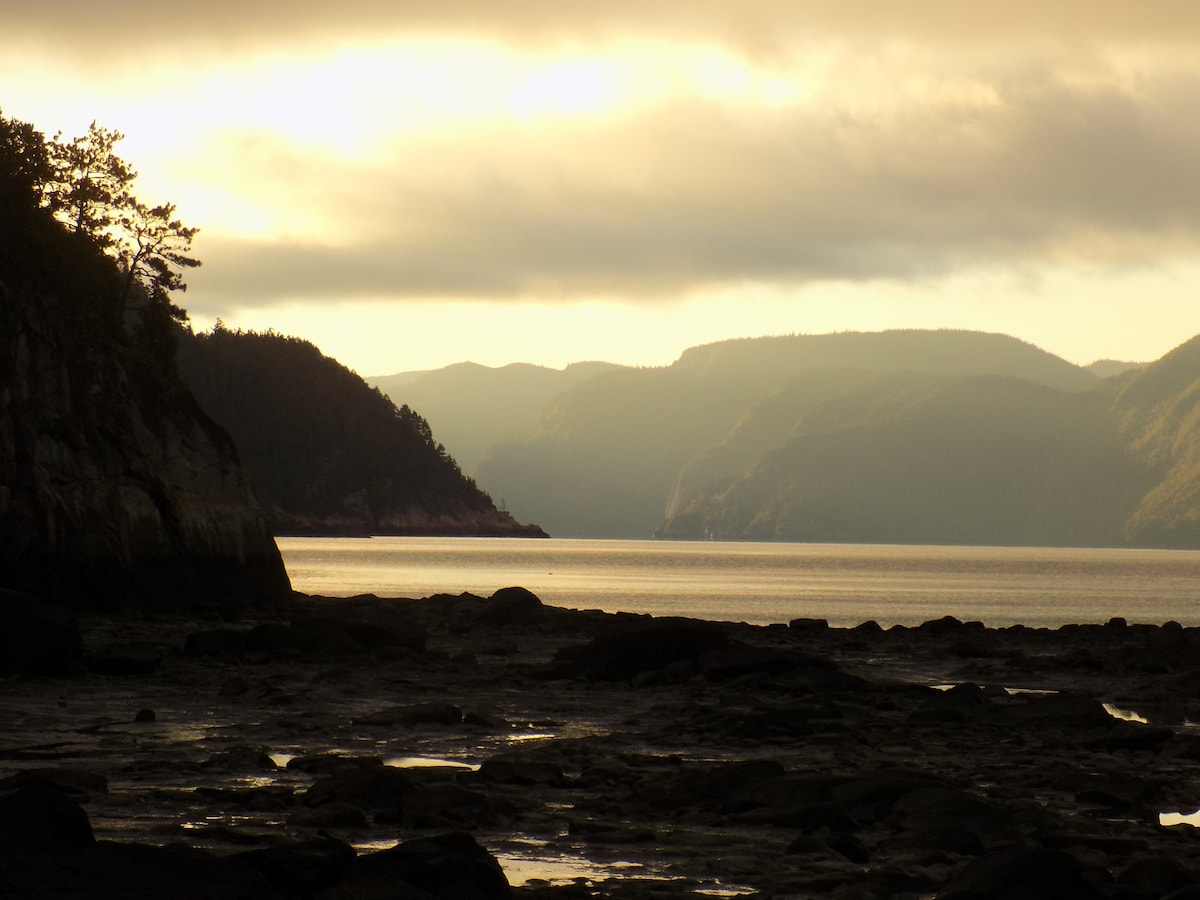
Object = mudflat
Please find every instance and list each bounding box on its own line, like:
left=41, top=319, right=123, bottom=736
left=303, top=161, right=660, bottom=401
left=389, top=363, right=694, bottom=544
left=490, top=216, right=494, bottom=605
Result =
left=4, top=588, right=1200, bottom=899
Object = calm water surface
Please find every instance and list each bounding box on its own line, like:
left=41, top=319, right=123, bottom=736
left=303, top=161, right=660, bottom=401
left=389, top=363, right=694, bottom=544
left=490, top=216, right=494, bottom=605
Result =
left=277, top=537, right=1200, bottom=628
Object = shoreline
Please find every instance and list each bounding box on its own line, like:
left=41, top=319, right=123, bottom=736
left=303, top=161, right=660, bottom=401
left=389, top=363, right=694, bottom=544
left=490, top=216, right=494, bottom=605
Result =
left=5, top=590, right=1200, bottom=897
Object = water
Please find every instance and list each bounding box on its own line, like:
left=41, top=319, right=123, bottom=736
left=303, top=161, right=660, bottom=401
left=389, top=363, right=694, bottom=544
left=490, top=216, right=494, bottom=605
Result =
left=277, top=537, right=1200, bottom=629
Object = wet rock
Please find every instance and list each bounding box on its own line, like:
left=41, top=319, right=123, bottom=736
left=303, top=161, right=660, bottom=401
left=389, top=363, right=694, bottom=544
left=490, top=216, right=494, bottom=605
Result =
left=789, top=617, right=829, bottom=633
left=194, top=784, right=295, bottom=811
left=568, top=820, right=656, bottom=843
left=556, top=617, right=731, bottom=681
left=183, top=628, right=247, bottom=656
left=0, top=590, right=83, bottom=675
left=476, top=757, right=568, bottom=787
left=1116, top=856, right=1200, bottom=899
left=937, top=845, right=1103, bottom=900
left=303, top=766, right=419, bottom=811
left=887, top=787, right=1020, bottom=856
left=288, top=802, right=370, bottom=830
left=476, top=586, right=545, bottom=626
left=323, top=831, right=511, bottom=899
left=352, top=701, right=463, bottom=727
left=86, top=644, right=162, bottom=675
left=375, top=783, right=514, bottom=829
left=0, top=768, right=108, bottom=800
left=0, top=841, right=276, bottom=899
left=201, top=746, right=280, bottom=773
left=0, top=783, right=95, bottom=850
left=287, top=753, right=386, bottom=775
left=237, top=837, right=356, bottom=895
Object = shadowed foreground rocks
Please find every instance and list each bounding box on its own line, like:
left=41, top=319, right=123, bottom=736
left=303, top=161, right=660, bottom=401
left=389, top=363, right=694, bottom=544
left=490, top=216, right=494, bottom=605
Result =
left=5, top=591, right=1200, bottom=898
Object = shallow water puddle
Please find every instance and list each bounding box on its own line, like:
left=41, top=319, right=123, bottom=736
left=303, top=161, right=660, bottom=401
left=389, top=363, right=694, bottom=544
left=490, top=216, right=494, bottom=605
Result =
left=1161, top=808, right=1200, bottom=827
left=1102, top=703, right=1149, bottom=724
left=385, top=755, right=479, bottom=770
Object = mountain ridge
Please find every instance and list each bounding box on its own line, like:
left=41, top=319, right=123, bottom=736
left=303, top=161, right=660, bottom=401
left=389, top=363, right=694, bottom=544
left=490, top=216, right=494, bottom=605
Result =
left=372, top=329, right=1200, bottom=548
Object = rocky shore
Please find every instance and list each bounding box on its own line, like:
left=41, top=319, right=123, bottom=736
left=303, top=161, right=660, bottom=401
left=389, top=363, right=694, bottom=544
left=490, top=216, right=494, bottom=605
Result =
left=5, top=588, right=1200, bottom=898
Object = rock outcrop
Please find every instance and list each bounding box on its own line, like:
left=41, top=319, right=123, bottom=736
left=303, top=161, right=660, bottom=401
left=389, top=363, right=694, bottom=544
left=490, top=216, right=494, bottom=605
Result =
left=0, top=277, right=291, bottom=610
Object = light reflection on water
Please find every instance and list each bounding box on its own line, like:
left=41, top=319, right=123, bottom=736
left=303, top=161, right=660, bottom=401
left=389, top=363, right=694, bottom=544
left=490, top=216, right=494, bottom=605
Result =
left=278, top=537, right=1200, bottom=629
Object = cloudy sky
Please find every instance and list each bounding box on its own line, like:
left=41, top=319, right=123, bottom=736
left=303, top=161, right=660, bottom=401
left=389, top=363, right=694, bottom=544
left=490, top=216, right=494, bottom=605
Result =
left=6, top=2, right=1200, bottom=375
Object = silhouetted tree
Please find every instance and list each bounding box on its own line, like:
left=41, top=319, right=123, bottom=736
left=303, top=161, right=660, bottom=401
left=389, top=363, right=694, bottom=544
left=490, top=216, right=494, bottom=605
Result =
left=44, top=121, right=136, bottom=250
left=41, top=120, right=200, bottom=321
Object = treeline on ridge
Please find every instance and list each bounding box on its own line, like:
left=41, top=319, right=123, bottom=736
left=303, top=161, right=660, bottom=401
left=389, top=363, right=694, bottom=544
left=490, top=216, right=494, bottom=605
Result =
left=177, top=325, right=545, bottom=537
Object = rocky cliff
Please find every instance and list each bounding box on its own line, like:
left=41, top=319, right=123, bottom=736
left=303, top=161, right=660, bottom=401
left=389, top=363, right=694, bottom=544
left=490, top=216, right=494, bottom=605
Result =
left=0, top=279, right=292, bottom=610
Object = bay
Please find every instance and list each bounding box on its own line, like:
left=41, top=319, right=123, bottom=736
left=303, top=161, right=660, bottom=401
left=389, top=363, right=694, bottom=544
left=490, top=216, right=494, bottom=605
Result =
left=277, top=536, right=1200, bottom=629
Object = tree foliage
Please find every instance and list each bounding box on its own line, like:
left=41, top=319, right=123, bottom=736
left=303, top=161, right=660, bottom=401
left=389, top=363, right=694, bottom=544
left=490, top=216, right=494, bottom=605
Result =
left=0, top=110, right=199, bottom=361
left=176, top=326, right=526, bottom=534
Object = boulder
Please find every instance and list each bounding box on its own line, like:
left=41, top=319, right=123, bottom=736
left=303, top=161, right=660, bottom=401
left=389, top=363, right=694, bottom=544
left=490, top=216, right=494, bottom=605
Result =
left=476, top=757, right=568, bottom=788
left=323, top=832, right=511, bottom=900
left=236, top=837, right=356, bottom=895
left=352, top=702, right=463, bottom=728
left=557, top=617, right=731, bottom=681
left=0, top=783, right=94, bottom=851
left=0, top=590, right=82, bottom=675
left=475, top=586, right=545, bottom=626
left=937, top=845, right=1103, bottom=900
left=0, top=841, right=275, bottom=899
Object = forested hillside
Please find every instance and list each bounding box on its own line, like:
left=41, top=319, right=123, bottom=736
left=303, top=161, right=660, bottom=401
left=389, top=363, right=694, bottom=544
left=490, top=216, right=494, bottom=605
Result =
left=178, top=327, right=546, bottom=537
left=1109, top=335, right=1200, bottom=547
left=659, top=372, right=1153, bottom=545
left=367, top=329, right=1200, bottom=549
left=472, top=330, right=1106, bottom=539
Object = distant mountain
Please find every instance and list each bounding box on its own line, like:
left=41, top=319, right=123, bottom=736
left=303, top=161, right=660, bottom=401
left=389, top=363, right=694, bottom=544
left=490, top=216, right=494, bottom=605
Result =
left=370, top=360, right=626, bottom=475
left=659, top=371, right=1152, bottom=545
left=1088, top=359, right=1145, bottom=379
left=1108, top=335, right=1200, bottom=547
left=361, top=329, right=1200, bottom=548
left=473, top=330, right=1104, bottom=539
left=178, top=328, right=546, bottom=537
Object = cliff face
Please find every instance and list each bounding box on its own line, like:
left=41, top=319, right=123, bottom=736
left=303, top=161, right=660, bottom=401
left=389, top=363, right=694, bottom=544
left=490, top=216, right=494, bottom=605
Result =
left=0, top=283, right=292, bottom=609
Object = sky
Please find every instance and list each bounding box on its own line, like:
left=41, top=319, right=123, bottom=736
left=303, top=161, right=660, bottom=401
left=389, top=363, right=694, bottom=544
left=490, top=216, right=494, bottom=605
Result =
left=6, top=2, right=1200, bottom=376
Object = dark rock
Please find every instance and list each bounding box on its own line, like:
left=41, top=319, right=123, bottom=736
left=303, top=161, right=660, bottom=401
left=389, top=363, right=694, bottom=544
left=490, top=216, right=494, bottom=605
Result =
left=0, top=841, right=276, bottom=899
left=0, top=272, right=291, bottom=610
left=917, top=615, right=985, bottom=636
left=86, top=644, right=161, bottom=675
left=133, top=707, right=156, bottom=722
left=286, top=753, right=386, bottom=775
left=0, top=768, right=108, bottom=800
left=184, top=628, right=248, bottom=656
left=937, top=845, right=1103, bottom=900
left=194, top=784, right=295, bottom=811
left=323, top=831, right=511, bottom=899
left=1116, top=856, right=1199, bottom=898
left=352, top=701, right=463, bottom=727
left=237, top=837, right=356, bottom=894
left=889, top=787, right=1019, bottom=855
left=558, top=617, right=731, bottom=681
left=568, top=820, right=656, bottom=843
left=476, top=757, right=568, bottom=787
left=375, top=783, right=514, bottom=829
left=303, top=766, right=418, bottom=811
left=476, top=586, right=545, bottom=626
left=0, top=783, right=95, bottom=851
left=789, top=617, right=829, bottom=632
left=695, top=642, right=808, bottom=679
left=287, top=802, right=371, bottom=830
left=201, top=746, right=279, bottom=773
left=0, top=590, right=83, bottom=675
